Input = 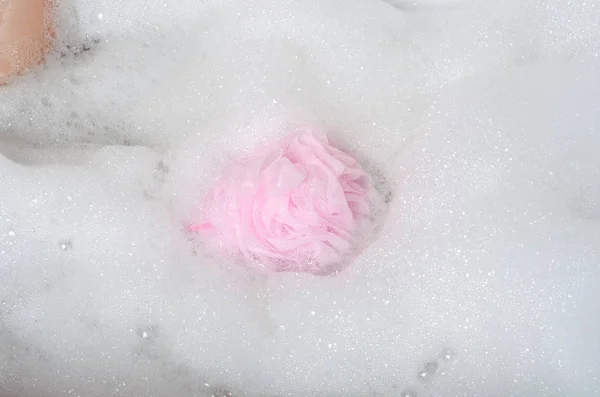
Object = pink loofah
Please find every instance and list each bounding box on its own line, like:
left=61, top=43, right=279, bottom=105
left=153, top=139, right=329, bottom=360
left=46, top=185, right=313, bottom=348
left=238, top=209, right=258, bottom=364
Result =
left=189, top=129, right=374, bottom=275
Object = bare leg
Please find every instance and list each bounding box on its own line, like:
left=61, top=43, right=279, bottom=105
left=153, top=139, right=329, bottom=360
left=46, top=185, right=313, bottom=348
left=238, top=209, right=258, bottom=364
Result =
left=0, top=0, right=54, bottom=85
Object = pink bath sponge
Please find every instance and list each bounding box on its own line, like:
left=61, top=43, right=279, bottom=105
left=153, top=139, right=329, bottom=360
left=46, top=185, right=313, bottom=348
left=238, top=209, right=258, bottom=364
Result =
left=190, top=129, right=374, bottom=275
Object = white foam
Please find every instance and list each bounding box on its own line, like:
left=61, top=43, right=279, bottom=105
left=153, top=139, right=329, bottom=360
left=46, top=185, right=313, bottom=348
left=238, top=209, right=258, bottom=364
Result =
left=1, top=0, right=599, bottom=396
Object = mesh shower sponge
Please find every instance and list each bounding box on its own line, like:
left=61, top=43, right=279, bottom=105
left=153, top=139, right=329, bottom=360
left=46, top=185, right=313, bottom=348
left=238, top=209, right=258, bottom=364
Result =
left=189, top=129, right=375, bottom=275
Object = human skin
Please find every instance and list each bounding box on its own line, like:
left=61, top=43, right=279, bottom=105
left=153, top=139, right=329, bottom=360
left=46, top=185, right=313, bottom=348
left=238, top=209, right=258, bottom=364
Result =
left=0, top=0, right=54, bottom=85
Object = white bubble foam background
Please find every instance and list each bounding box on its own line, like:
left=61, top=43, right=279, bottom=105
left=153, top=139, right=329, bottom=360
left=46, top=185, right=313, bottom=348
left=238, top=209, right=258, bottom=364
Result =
left=1, top=0, right=599, bottom=396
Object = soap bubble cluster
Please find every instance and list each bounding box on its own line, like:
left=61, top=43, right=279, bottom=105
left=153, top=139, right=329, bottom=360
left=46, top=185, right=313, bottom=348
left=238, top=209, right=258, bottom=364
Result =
left=0, top=0, right=599, bottom=396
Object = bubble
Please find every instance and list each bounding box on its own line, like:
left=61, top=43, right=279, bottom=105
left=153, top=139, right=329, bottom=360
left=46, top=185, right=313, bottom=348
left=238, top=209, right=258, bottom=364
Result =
left=210, top=387, right=233, bottom=397
left=417, top=361, right=439, bottom=381
left=400, top=388, right=418, bottom=397
left=440, top=348, right=456, bottom=362
left=137, top=325, right=159, bottom=341
left=59, top=239, right=73, bottom=251
left=68, top=73, right=82, bottom=85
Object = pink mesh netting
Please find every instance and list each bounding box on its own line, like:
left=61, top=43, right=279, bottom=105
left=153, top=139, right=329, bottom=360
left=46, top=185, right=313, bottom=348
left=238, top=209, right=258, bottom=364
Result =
left=189, top=129, right=374, bottom=275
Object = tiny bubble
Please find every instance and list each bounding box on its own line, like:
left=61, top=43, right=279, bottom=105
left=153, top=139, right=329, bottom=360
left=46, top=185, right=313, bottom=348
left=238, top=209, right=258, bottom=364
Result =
left=441, top=348, right=456, bottom=362
left=401, top=388, right=418, bottom=397
left=417, top=361, right=438, bottom=381
left=68, top=74, right=82, bottom=85
left=89, top=11, right=104, bottom=24
left=211, top=388, right=233, bottom=397
left=59, top=239, right=73, bottom=251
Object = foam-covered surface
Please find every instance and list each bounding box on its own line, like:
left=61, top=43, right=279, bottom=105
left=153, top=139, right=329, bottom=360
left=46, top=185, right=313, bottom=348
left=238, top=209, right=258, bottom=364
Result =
left=1, top=0, right=599, bottom=396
